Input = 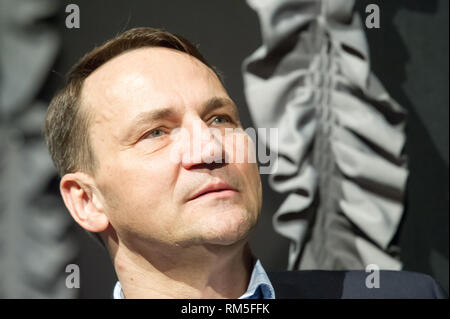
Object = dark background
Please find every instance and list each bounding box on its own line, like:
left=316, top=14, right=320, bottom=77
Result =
left=39, top=0, right=448, bottom=298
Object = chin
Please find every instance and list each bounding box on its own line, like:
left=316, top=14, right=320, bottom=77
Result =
left=203, top=232, right=250, bottom=246
left=201, top=213, right=256, bottom=246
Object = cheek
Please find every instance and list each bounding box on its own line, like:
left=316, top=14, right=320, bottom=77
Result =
left=238, top=162, right=262, bottom=201
left=223, top=130, right=257, bottom=164
left=223, top=132, right=262, bottom=204
left=99, top=154, right=178, bottom=227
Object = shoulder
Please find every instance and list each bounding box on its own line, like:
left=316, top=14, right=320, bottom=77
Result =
left=267, top=270, right=448, bottom=299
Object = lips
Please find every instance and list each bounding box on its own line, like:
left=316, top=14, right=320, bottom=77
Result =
left=188, top=181, right=237, bottom=201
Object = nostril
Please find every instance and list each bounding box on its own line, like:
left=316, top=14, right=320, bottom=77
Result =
left=189, top=162, right=227, bottom=171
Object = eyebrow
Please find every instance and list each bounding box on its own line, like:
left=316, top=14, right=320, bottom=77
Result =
left=123, top=97, right=239, bottom=141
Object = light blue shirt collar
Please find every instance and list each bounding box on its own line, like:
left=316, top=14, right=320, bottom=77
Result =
left=113, top=259, right=275, bottom=299
left=238, top=259, right=275, bottom=299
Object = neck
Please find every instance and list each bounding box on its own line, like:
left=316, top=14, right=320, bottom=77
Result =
left=110, top=238, right=254, bottom=299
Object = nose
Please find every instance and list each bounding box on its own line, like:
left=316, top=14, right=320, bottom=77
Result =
left=178, top=119, right=226, bottom=170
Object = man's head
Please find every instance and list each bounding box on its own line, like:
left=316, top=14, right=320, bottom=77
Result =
left=44, top=28, right=262, bottom=253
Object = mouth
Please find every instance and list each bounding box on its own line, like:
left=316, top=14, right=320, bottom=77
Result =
left=188, top=182, right=238, bottom=201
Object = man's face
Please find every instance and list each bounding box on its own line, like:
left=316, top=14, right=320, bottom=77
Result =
left=82, top=47, right=262, bottom=249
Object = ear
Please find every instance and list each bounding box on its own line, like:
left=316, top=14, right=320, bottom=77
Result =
left=60, top=172, right=109, bottom=233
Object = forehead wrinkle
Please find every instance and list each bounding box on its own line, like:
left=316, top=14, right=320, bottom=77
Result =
left=83, top=47, right=223, bottom=113
left=80, top=46, right=229, bottom=147
left=80, top=79, right=126, bottom=156
left=82, top=64, right=156, bottom=142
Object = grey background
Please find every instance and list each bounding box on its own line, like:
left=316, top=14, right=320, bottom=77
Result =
left=37, top=0, right=448, bottom=298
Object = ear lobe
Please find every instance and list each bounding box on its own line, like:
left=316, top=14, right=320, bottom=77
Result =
left=60, top=173, right=109, bottom=233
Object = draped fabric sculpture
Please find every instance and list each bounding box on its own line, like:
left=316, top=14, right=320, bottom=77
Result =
left=243, top=0, right=409, bottom=270
left=0, top=0, right=77, bottom=297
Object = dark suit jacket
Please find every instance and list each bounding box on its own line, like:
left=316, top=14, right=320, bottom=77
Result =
left=267, top=270, right=448, bottom=299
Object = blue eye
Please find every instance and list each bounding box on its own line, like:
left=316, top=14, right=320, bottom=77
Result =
left=144, top=129, right=165, bottom=139
left=212, top=116, right=230, bottom=125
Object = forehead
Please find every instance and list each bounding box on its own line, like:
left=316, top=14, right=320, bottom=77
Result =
left=81, top=47, right=227, bottom=128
